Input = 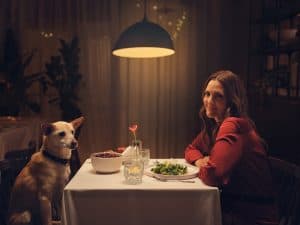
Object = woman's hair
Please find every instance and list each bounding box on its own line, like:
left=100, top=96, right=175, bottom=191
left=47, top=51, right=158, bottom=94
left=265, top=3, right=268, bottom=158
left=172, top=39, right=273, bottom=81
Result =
left=199, top=70, right=249, bottom=147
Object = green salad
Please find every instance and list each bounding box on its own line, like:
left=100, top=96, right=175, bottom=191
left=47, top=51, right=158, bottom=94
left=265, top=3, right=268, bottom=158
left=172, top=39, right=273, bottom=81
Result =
left=151, top=161, right=187, bottom=175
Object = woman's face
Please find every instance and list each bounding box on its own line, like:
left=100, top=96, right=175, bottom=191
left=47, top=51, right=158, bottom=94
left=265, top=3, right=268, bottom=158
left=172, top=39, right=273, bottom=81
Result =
left=203, top=79, right=227, bottom=123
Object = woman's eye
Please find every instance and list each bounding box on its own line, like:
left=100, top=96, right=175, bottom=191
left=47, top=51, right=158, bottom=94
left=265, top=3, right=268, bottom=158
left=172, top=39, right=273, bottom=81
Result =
left=59, top=131, right=66, bottom=137
left=204, top=91, right=210, bottom=97
left=215, top=93, right=224, bottom=99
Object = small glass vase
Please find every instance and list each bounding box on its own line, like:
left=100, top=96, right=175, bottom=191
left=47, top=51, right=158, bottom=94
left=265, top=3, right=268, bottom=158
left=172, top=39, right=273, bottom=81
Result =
left=122, top=140, right=142, bottom=161
left=123, top=140, right=144, bottom=185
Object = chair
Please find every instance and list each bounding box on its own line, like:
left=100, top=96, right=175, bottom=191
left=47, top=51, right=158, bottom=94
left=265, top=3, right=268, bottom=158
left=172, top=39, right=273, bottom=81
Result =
left=0, top=157, right=30, bottom=225
left=0, top=146, right=36, bottom=225
left=4, top=146, right=35, bottom=161
left=69, top=125, right=83, bottom=179
left=69, top=147, right=81, bottom=179
left=268, top=156, right=300, bottom=225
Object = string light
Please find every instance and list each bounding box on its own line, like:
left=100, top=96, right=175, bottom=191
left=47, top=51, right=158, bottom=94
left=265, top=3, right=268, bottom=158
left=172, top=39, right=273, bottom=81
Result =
left=134, top=1, right=188, bottom=40
left=40, top=31, right=54, bottom=38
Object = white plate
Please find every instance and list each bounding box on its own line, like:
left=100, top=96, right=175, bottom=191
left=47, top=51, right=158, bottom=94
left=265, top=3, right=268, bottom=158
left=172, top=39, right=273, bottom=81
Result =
left=145, top=162, right=199, bottom=180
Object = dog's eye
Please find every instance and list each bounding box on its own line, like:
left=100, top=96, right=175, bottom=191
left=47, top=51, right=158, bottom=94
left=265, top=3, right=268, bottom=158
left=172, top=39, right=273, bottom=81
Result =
left=58, top=131, right=66, bottom=137
left=71, top=130, right=74, bottom=134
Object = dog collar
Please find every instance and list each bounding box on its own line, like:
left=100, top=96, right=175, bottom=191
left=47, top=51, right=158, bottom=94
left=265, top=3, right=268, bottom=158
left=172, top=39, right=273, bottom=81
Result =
left=42, top=150, right=70, bottom=165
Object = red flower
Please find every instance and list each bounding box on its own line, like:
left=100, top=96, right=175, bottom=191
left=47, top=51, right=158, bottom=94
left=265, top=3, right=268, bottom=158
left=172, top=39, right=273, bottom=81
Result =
left=129, top=124, right=138, bottom=141
left=129, top=124, right=138, bottom=133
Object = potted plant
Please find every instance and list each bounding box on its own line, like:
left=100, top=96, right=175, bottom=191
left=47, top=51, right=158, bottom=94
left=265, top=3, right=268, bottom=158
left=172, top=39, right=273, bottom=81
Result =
left=0, top=28, right=46, bottom=116
left=45, top=36, right=82, bottom=121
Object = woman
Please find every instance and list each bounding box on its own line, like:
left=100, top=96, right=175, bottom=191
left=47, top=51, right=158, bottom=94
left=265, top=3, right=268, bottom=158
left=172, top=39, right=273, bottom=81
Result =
left=185, top=70, right=279, bottom=225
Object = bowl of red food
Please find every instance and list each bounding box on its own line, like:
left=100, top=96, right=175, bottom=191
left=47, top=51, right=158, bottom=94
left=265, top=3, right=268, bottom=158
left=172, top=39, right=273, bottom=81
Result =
left=91, top=151, right=123, bottom=173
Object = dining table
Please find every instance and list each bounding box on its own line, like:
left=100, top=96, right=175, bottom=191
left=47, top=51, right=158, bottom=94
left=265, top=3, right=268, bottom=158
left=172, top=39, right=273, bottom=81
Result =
left=0, top=116, right=41, bottom=159
left=61, top=158, right=222, bottom=225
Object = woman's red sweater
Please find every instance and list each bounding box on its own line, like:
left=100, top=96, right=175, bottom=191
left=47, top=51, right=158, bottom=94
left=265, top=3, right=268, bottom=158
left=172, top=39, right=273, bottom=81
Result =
left=185, top=117, right=279, bottom=225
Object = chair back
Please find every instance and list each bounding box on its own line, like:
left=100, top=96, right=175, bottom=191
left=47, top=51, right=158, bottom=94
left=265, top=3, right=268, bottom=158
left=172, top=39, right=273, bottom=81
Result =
left=69, top=125, right=83, bottom=179
left=4, top=147, right=35, bottom=161
left=0, top=158, right=31, bottom=225
left=0, top=147, right=35, bottom=225
left=268, top=157, right=300, bottom=225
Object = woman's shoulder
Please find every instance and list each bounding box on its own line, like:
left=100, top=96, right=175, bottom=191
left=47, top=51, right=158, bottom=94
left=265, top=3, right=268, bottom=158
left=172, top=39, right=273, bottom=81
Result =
left=219, top=117, right=252, bottom=134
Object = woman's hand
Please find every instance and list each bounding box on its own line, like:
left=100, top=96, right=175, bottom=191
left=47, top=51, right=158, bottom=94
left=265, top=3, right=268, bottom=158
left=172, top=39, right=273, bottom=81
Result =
left=194, top=156, right=210, bottom=168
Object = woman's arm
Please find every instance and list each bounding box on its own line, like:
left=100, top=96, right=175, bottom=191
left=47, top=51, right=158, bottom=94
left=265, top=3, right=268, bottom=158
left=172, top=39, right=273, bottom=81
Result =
left=185, top=131, right=208, bottom=165
left=199, top=118, right=245, bottom=186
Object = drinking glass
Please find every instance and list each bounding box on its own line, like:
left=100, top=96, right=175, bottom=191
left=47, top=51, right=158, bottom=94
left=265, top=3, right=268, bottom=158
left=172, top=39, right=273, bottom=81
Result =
left=123, top=158, right=144, bottom=185
left=140, top=148, right=150, bottom=167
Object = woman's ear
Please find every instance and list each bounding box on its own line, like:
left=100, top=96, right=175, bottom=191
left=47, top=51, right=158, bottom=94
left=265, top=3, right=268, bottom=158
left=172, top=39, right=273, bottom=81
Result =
left=225, top=106, right=231, bottom=118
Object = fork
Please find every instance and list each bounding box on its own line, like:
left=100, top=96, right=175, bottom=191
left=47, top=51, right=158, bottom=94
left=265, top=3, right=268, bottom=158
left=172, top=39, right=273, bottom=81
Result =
left=153, top=176, right=195, bottom=183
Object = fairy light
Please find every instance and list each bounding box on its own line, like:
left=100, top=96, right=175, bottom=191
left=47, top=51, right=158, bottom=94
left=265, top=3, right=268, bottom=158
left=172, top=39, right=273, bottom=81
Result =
left=40, top=31, right=54, bottom=38
left=134, top=1, right=188, bottom=40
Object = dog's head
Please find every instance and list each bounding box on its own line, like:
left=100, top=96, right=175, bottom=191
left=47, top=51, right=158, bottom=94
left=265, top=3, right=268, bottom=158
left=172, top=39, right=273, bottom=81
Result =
left=41, top=117, right=84, bottom=152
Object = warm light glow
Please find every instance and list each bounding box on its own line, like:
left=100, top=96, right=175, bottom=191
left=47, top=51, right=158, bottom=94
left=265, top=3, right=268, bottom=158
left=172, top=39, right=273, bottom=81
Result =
left=112, top=47, right=175, bottom=58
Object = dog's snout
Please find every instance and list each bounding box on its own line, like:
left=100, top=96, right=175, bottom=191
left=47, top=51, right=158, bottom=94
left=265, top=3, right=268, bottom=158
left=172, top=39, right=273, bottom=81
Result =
left=71, top=141, right=78, bottom=149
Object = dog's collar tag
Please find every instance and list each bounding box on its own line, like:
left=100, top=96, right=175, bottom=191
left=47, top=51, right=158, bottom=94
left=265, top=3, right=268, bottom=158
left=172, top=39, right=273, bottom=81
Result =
left=42, top=150, right=70, bottom=165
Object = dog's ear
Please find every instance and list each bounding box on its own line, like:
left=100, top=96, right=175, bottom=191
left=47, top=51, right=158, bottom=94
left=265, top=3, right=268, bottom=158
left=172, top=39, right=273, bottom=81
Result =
left=71, top=116, right=84, bottom=130
left=41, top=123, right=54, bottom=136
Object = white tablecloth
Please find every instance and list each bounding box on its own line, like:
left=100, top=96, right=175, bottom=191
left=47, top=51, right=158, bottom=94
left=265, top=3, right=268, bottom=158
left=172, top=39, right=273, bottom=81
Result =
left=62, top=159, right=222, bottom=225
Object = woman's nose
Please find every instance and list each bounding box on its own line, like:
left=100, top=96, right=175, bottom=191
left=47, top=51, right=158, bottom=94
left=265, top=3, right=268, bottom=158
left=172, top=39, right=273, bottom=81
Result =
left=207, top=95, right=214, bottom=104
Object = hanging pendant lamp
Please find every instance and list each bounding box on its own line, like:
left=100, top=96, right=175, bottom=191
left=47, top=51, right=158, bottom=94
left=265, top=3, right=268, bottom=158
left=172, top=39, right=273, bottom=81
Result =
left=112, top=1, right=175, bottom=58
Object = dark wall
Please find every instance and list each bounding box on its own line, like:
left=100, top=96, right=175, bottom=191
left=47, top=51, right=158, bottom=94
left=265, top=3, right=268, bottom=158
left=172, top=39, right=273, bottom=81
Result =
left=250, top=97, right=300, bottom=165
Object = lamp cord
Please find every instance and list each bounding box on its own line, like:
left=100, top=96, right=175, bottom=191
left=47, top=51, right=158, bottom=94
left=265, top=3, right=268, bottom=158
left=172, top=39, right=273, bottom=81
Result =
left=144, top=0, right=148, bottom=20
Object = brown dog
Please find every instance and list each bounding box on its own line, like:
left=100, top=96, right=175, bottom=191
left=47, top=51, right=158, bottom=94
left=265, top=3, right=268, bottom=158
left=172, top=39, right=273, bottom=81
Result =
left=8, top=117, right=84, bottom=225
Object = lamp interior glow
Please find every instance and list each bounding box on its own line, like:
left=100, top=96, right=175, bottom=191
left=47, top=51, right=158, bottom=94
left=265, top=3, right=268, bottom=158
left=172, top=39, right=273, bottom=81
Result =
left=112, top=47, right=175, bottom=58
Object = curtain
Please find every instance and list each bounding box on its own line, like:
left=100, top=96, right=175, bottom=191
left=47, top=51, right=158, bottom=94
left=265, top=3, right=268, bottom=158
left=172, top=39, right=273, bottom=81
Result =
left=0, top=0, right=249, bottom=161
left=77, top=0, right=208, bottom=160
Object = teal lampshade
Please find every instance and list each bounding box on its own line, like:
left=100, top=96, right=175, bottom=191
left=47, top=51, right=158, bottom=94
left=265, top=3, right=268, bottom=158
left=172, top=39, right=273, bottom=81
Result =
left=112, top=18, right=175, bottom=58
